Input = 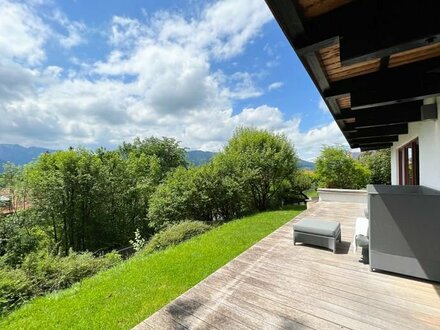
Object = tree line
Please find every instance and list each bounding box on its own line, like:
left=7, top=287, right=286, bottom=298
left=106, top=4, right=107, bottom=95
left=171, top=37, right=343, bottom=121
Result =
left=1, top=129, right=307, bottom=264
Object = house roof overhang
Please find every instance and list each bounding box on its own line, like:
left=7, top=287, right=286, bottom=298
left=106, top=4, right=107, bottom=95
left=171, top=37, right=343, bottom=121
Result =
left=265, top=0, right=440, bottom=151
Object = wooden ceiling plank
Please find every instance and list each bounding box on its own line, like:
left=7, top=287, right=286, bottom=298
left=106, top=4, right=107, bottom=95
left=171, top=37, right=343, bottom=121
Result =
left=318, top=42, right=381, bottom=82
left=389, top=42, right=440, bottom=68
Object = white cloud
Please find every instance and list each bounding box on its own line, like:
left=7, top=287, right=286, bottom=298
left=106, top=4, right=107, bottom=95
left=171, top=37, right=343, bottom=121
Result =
left=109, top=16, right=143, bottom=47
left=0, top=1, right=86, bottom=64
left=0, top=0, right=348, bottom=159
left=50, top=9, right=86, bottom=49
left=230, top=105, right=348, bottom=161
left=0, top=0, right=50, bottom=65
left=268, top=81, right=283, bottom=91
left=161, top=104, right=348, bottom=159
left=0, top=0, right=272, bottom=146
left=199, top=0, right=273, bottom=59
left=221, top=72, right=263, bottom=100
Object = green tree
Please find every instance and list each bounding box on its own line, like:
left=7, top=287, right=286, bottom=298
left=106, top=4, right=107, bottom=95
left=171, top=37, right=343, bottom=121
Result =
left=221, top=128, right=298, bottom=211
left=359, top=149, right=391, bottom=185
left=272, top=169, right=314, bottom=206
left=292, top=170, right=314, bottom=195
left=119, top=137, right=188, bottom=179
left=148, top=167, right=198, bottom=230
left=19, top=137, right=188, bottom=254
left=148, top=160, right=246, bottom=230
left=1, top=163, right=29, bottom=213
left=0, top=212, right=43, bottom=266
left=315, top=146, right=370, bottom=189
left=26, top=149, right=105, bottom=253
left=203, top=156, right=246, bottom=220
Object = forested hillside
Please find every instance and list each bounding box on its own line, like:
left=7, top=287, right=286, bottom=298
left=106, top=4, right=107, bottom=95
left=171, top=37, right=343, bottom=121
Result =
left=0, top=145, right=54, bottom=167
left=186, top=150, right=216, bottom=165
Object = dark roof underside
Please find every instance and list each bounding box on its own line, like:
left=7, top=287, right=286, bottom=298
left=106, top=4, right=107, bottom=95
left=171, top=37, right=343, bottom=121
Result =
left=265, top=0, right=440, bottom=151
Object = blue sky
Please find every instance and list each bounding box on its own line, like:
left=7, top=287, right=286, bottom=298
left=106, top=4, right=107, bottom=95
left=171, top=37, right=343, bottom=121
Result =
left=0, top=0, right=347, bottom=160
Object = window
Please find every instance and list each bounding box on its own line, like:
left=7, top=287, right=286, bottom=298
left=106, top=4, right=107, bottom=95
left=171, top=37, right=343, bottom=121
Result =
left=398, top=138, right=419, bottom=185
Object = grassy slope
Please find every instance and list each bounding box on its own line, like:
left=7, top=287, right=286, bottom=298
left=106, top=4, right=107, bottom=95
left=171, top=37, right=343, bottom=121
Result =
left=1, top=206, right=304, bottom=330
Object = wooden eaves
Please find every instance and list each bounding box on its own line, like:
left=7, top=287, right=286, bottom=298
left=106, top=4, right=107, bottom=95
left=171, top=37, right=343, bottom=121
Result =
left=265, top=0, right=440, bottom=151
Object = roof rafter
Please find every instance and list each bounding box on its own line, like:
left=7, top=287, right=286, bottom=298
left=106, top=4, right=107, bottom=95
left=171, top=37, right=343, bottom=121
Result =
left=295, top=0, right=440, bottom=66
left=359, top=144, right=392, bottom=152
left=346, top=124, right=408, bottom=139
left=325, top=57, right=440, bottom=109
left=335, top=102, right=422, bottom=129
left=348, top=136, right=399, bottom=145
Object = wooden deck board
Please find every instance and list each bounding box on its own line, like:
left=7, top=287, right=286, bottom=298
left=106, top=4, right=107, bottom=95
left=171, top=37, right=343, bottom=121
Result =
left=136, top=202, right=440, bottom=329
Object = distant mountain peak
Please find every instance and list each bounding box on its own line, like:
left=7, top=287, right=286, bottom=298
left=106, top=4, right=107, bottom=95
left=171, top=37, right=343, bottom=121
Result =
left=186, top=150, right=216, bottom=166
left=0, top=144, right=55, bottom=168
left=298, top=159, right=315, bottom=170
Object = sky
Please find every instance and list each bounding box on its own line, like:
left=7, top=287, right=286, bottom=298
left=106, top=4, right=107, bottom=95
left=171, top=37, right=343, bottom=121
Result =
left=0, top=0, right=349, bottom=160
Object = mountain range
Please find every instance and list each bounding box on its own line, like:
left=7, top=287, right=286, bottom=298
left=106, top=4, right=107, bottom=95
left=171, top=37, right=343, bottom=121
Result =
left=0, top=144, right=314, bottom=171
left=0, top=144, right=53, bottom=167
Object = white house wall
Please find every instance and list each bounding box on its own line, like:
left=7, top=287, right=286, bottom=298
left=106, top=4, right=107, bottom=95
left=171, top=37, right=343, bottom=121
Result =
left=391, top=97, right=440, bottom=190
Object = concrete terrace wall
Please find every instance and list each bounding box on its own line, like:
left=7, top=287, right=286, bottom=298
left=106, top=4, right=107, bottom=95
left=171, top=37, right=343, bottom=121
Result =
left=318, top=188, right=367, bottom=204
left=390, top=97, right=440, bottom=190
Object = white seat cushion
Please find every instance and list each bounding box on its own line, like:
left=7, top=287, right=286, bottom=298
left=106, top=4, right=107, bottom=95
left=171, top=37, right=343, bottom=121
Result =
left=294, top=218, right=340, bottom=237
left=355, top=217, right=369, bottom=237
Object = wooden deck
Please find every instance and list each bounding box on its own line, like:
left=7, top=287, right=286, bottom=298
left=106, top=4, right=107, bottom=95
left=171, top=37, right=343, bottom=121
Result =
left=135, top=202, right=440, bottom=329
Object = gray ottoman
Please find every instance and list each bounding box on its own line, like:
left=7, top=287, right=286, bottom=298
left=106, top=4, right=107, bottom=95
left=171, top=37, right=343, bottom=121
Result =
left=293, top=218, right=341, bottom=253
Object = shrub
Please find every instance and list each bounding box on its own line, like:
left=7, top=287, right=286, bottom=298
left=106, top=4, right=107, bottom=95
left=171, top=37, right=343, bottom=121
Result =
left=359, top=149, right=391, bottom=185
left=148, top=128, right=299, bottom=230
left=0, top=213, right=43, bottom=267
left=148, top=167, right=198, bottom=230
left=353, top=162, right=371, bottom=189
left=0, top=267, right=34, bottom=315
left=292, top=170, right=314, bottom=194
left=275, top=170, right=315, bottom=206
left=144, top=221, right=211, bottom=253
left=148, top=163, right=245, bottom=230
left=0, top=251, right=121, bottom=315
left=130, top=229, right=147, bottom=252
left=315, top=146, right=371, bottom=189
left=21, top=250, right=121, bottom=293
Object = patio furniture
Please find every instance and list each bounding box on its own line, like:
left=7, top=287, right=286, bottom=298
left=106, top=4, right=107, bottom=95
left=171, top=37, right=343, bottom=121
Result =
left=293, top=218, right=341, bottom=253
left=368, top=185, right=440, bottom=282
left=353, top=217, right=369, bottom=253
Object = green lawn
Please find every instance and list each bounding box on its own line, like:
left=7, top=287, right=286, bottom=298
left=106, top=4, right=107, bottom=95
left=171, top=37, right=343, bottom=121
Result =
left=0, top=206, right=304, bottom=330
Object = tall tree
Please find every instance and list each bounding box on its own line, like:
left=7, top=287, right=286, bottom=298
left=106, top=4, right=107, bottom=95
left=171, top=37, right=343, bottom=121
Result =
left=222, top=128, right=298, bottom=211
left=119, top=137, right=188, bottom=179
left=23, top=137, right=189, bottom=254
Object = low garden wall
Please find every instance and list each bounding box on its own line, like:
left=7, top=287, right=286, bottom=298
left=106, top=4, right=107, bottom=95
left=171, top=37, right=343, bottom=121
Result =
left=317, top=188, right=367, bottom=204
